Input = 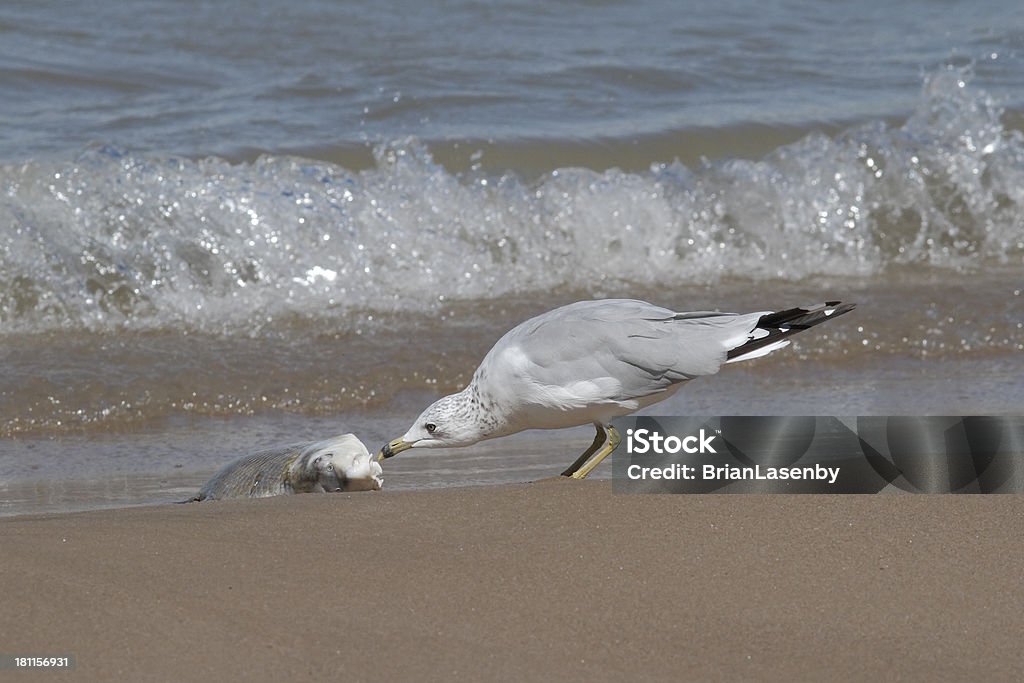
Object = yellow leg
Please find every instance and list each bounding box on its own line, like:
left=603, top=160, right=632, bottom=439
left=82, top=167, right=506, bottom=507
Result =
left=560, top=424, right=605, bottom=478
left=569, top=424, right=621, bottom=480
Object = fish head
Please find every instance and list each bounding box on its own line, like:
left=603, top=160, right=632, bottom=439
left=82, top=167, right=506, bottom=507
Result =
left=305, top=434, right=383, bottom=492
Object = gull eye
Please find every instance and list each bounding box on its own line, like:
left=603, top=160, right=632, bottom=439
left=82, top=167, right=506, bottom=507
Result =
left=425, top=423, right=437, bottom=434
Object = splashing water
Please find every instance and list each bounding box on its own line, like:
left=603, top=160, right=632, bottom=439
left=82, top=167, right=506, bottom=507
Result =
left=1, top=67, right=1022, bottom=336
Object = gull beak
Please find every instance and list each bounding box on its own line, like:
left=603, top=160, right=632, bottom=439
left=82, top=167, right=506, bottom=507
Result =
left=378, top=438, right=412, bottom=461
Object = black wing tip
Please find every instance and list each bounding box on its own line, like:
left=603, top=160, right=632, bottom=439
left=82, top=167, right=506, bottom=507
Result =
left=822, top=301, right=856, bottom=319
left=805, top=300, right=856, bottom=315
left=759, top=301, right=856, bottom=329
left=825, top=302, right=857, bottom=322
left=728, top=300, right=856, bottom=361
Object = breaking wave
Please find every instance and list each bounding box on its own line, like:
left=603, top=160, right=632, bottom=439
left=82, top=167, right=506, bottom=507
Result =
left=2, top=67, right=1021, bottom=334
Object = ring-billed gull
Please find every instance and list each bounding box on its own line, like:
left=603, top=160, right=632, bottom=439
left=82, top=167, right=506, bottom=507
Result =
left=378, top=299, right=855, bottom=479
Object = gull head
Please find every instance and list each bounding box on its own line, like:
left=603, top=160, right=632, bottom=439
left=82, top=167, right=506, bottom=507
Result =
left=378, top=392, right=487, bottom=460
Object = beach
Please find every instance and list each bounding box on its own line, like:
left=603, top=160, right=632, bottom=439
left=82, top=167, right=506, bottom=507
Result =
left=3, top=1, right=1024, bottom=679
left=3, top=480, right=1023, bottom=681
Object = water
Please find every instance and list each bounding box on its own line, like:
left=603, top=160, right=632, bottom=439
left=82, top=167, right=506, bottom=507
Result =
left=1, top=0, right=1023, bottom=515
left=3, top=0, right=1023, bottom=159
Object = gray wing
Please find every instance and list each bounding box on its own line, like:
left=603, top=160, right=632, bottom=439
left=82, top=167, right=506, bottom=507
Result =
left=496, top=299, right=765, bottom=399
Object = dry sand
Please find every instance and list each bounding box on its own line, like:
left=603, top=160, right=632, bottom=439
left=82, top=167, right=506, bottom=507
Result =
left=2, top=480, right=1023, bottom=681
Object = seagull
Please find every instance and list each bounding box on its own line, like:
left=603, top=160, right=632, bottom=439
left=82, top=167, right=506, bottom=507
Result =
left=378, top=299, right=855, bottom=479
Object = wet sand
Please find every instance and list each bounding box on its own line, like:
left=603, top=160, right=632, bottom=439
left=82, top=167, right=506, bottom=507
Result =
left=3, top=480, right=1022, bottom=681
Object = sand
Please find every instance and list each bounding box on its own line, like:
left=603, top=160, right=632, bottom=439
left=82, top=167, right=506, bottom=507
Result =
left=2, top=480, right=1022, bottom=681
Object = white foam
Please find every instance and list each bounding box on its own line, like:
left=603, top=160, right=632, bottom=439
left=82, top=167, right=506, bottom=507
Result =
left=1, top=67, right=1021, bottom=335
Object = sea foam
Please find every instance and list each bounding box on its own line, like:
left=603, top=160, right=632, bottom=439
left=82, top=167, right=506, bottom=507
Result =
left=1, top=67, right=1021, bottom=334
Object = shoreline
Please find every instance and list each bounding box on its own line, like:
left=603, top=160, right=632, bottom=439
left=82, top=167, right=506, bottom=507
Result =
left=4, top=480, right=1022, bottom=681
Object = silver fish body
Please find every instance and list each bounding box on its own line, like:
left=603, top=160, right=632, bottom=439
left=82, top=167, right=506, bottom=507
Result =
left=192, top=433, right=383, bottom=501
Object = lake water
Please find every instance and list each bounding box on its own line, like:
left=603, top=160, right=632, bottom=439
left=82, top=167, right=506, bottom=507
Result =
left=1, top=0, right=1022, bottom=515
